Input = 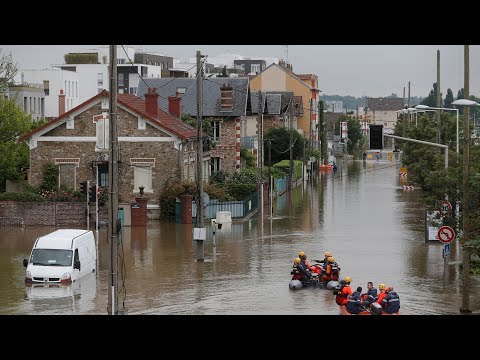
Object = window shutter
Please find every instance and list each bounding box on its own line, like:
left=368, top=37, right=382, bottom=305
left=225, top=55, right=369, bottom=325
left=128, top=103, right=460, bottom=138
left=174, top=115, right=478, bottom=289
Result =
left=134, top=166, right=152, bottom=192
left=96, top=120, right=104, bottom=149
left=104, top=119, right=109, bottom=149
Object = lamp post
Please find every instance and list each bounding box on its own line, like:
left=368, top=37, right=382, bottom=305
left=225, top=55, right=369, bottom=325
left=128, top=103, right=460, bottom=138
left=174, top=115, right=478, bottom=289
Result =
left=452, top=98, right=480, bottom=313
left=415, top=105, right=460, bottom=154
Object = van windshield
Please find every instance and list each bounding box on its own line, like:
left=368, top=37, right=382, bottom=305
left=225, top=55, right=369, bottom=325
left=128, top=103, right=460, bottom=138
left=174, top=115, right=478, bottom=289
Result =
left=30, top=249, right=73, bottom=266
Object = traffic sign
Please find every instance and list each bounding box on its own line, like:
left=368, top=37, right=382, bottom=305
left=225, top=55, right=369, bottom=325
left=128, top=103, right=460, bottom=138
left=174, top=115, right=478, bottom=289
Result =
left=443, top=243, right=451, bottom=257
left=439, top=201, right=452, bottom=215
left=437, top=226, right=455, bottom=244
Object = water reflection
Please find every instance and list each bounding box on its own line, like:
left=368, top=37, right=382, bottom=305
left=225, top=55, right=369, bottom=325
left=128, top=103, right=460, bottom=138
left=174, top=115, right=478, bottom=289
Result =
left=1, top=161, right=479, bottom=314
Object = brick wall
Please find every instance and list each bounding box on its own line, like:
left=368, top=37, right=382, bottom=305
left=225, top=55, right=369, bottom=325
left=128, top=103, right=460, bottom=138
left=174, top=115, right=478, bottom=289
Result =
left=212, top=117, right=240, bottom=175
left=0, top=201, right=87, bottom=226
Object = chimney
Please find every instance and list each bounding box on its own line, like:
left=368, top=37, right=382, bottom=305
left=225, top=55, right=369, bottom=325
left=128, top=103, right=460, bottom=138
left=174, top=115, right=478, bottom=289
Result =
left=59, top=89, right=65, bottom=116
left=220, top=83, right=233, bottom=112
left=168, top=96, right=181, bottom=118
left=286, top=63, right=293, bottom=72
left=144, top=87, right=159, bottom=117
left=279, top=59, right=286, bottom=68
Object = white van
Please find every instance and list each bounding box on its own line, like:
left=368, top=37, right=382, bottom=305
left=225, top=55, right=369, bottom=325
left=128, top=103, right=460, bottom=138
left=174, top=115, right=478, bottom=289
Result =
left=23, top=229, right=96, bottom=284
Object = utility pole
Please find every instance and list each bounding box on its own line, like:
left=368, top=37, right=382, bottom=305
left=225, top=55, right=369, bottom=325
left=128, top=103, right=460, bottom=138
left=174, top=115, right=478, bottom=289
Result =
left=408, top=81, right=411, bottom=108
left=195, top=50, right=205, bottom=261
left=460, top=45, right=471, bottom=313
left=267, top=138, right=274, bottom=215
left=107, top=44, right=119, bottom=315
left=289, top=99, right=294, bottom=190
left=320, top=101, right=327, bottom=165
left=257, top=90, right=263, bottom=217
left=436, top=49, right=441, bottom=144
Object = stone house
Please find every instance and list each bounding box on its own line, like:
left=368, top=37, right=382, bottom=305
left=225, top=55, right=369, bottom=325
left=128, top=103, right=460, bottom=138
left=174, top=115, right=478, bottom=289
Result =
left=19, top=89, right=202, bottom=206
left=137, top=77, right=250, bottom=177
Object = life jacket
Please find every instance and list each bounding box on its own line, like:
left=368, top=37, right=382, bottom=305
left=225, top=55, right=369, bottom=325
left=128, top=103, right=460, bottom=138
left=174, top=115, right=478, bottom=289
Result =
left=367, top=288, right=378, bottom=297
left=376, top=291, right=387, bottom=304
left=291, top=264, right=302, bottom=280
left=335, top=284, right=352, bottom=305
left=382, top=291, right=400, bottom=313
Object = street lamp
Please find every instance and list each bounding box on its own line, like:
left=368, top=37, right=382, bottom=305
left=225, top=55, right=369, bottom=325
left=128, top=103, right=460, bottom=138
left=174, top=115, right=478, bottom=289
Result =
left=415, top=105, right=460, bottom=154
left=452, top=98, right=480, bottom=313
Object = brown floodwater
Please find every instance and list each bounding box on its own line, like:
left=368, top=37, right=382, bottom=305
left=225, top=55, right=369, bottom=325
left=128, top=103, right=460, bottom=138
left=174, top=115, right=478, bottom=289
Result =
left=1, top=160, right=478, bottom=314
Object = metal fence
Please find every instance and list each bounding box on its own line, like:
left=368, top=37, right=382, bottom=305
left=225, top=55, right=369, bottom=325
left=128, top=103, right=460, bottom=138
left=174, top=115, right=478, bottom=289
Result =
left=0, top=217, right=24, bottom=227
left=179, top=192, right=258, bottom=221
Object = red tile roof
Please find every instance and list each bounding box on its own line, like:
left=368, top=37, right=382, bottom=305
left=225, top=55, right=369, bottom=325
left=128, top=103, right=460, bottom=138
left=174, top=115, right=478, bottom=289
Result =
left=20, top=90, right=197, bottom=142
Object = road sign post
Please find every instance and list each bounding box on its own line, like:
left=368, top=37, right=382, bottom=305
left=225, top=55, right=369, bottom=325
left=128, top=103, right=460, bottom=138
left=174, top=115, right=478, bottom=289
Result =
left=437, top=226, right=454, bottom=289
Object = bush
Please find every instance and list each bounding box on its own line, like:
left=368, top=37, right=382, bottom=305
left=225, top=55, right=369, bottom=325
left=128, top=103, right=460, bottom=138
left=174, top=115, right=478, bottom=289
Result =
left=0, top=192, right=46, bottom=202
left=159, top=179, right=196, bottom=221
left=204, top=183, right=228, bottom=202
left=40, top=163, right=59, bottom=191
left=226, top=169, right=258, bottom=200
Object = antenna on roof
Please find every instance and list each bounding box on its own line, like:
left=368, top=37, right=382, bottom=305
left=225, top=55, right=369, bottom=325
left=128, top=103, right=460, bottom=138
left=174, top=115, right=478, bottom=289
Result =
left=282, top=45, right=289, bottom=63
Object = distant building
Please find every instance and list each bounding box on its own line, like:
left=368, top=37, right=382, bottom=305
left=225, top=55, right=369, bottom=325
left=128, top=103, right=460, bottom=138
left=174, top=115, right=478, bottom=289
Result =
left=366, top=97, right=404, bottom=130
left=8, top=82, right=45, bottom=121
left=326, top=100, right=344, bottom=113
left=57, top=46, right=173, bottom=101
left=14, top=68, right=79, bottom=118
left=233, top=59, right=266, bottom=75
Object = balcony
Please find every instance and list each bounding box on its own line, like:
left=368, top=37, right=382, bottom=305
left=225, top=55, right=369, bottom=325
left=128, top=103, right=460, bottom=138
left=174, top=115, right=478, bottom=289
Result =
left=241, top=136, right=257, bottom=149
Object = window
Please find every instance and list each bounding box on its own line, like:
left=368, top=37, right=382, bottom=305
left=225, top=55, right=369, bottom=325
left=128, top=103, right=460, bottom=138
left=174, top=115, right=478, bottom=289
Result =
left=177, top=87, right=186, bottom=95
left=118, top=73, right=124, bottom=87
left=59, top=164, right=76, bottom=189
left=75, top=82, right=78, bottom=97
left=33, top=97, right=36, bottom=113
left=43, top=80, right=49, bottom=96
left=117, top=59, right=125, bottom=64
left=41, top=98, right=44, bottom=117
left=251, top=64, right=260, bottom=74
left=97, top=73, right=103, bottom=87
left=98, top=164, right=108, bottom=187
left=30, top=97, right=32, bottom=114
left=129, top=87, right=137, bottom=95
left=211, top=157, right=220, bottom=173
left=211, top=121, right=221, bottom=141
left=131, top=159, right=155, bottom=193
left=95, top=116, right=109, bottom=151
left=24, top=97, right=27, bottom=112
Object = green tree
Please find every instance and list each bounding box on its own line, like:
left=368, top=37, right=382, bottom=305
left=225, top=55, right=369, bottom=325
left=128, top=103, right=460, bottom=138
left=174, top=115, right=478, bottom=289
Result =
left=457, top=88, right=464, bottom=100
left=444, top=88, right=454, bottom=108
left=0, top=49, right=18, bottom=95
left=0, top=97, right=32, bottom=191
left=263, top=127, right=304, bottom=165
left=218, top=66, right=228, bottom=78
left=421, top=82, right=443, bottom=108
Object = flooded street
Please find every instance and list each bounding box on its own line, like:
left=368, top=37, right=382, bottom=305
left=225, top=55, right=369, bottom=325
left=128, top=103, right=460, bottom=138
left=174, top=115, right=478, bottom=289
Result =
left=1, top=160, right=479, bottom=315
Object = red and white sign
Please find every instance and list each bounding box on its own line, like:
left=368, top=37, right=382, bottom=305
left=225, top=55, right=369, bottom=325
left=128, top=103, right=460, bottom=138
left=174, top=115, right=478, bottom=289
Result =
left=93, top=112, right=109, bottom=123
left=439, top=201, right=452, bottom=215
left=437, top=226, right=455, bottom=244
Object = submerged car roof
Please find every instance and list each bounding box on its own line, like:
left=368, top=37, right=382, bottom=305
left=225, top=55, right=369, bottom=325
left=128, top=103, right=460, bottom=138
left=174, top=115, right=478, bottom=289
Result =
left=35, top=229, right=90, bottom=250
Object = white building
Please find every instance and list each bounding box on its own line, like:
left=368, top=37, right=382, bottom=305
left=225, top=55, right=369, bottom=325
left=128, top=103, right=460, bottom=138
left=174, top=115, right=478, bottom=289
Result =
left=55, top=46, right=167, bottom=102
left=326, top=100, right=344, bottom=113
left=16, top=68, right=80, bottom=118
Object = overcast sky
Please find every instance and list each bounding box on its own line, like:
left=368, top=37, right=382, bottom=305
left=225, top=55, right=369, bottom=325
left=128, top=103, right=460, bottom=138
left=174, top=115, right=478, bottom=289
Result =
left=1, top=45, right=478, bottom=98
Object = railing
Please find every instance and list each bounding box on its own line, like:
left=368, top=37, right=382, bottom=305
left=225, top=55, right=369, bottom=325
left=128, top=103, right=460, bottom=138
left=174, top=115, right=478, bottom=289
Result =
left=0, top=217, right=24, bottom=227
left=179, top=192, right=258, bottom=221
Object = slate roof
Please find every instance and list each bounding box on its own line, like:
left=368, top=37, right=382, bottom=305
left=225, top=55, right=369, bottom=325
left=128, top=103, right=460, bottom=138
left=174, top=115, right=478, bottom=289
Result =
left=367, top=97, right=404, bottom=111
left=137, top=77, right=249, bottom=117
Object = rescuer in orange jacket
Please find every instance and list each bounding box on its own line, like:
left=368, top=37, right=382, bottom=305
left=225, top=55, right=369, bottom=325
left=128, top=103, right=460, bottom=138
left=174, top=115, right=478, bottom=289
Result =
left=335, top=277, right=352, bottom=306
left=298, top=251, right=310, bottom=270
left=376, top=283, right=387, bottom=304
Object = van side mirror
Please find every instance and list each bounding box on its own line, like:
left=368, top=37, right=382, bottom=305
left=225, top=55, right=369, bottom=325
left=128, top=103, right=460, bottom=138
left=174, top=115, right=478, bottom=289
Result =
left=74, top=260, right=81, bottom=270
left=23, top=259, right=28, bottom=267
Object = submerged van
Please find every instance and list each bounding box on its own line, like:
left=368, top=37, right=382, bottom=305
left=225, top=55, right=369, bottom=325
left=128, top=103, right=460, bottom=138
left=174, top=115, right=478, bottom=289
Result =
left=23, top=229, right=96, bottom=284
